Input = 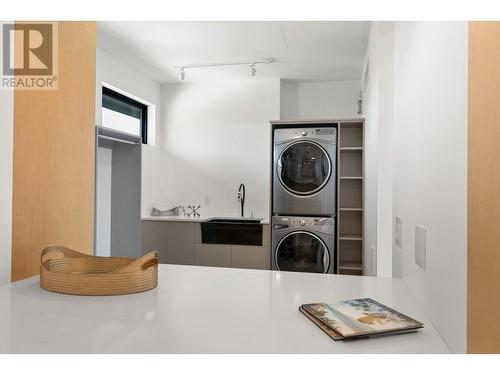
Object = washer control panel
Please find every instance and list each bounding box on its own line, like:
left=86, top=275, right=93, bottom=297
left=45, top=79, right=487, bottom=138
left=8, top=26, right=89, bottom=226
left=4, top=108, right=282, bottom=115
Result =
left=273, top=126, right=337, bottom=144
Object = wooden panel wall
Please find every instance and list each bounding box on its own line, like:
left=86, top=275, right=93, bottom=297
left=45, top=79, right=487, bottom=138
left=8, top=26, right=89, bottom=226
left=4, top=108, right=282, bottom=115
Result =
left=468, top=21, right=500, bottom=353
left=11, top=22, right=96, bottom=281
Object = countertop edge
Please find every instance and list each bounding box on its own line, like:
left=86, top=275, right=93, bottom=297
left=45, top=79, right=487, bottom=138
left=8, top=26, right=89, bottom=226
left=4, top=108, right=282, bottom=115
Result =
left=141, top=215, right=269, bottom=224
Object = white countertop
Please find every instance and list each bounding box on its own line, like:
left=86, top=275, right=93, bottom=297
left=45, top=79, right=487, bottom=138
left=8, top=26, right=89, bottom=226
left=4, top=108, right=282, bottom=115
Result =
left=142, top=215, right=269, bottom=224
left=0, top=265, right=450, bottom=353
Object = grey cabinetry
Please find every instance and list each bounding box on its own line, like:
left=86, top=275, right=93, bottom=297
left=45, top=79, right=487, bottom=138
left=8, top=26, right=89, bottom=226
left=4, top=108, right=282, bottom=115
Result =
left=141, top=221, right=167, bottom=262
left=141, top=221, right=195, bottom=265
left=166, top=222, right=195, bottom=265
left=141, top=220, right=270, bottom=269
left=195, top=244, right=232, bottom=267
left=195, top=223, right=270, bottom=269
left=195, top=225, right=232, bottom=267
left=231, top=246, right=269, bottom=270
left=231, top=225, right=270, bottom=270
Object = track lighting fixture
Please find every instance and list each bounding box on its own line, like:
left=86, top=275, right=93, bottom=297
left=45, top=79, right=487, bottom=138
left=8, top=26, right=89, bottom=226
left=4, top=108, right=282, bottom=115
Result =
left=175, top=58, right=276, bottom=81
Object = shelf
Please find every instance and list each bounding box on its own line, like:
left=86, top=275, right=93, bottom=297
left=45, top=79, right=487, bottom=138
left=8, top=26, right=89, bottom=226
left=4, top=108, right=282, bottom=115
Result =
left=339, top=122, right=363, bottom=148
left=339, top=268, right=363, bottom=276
left=338, top=234, right=362, bottom=239
left=338, top=239, right=362, bottom=265
left=339, top=179, right=362, bottom=209
left=339, top=262, right=363, bottom=271
left=339, top=150, right=362, bottom=177
left=339, top=210, right=362, bottom=238
left=338, top=235, right=362, bottom=241
left=339, top=147, right=363, bottom=151
left=338, top=120, right=363, bottom=277
left=340, top=121, right=364, bottom=128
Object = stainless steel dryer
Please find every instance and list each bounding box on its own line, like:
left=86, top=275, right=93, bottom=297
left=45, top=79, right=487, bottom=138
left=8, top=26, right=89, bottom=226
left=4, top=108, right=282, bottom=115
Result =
left=273, top=126, right=337, bottom=216
left=272, top=215, right=335, bottom=274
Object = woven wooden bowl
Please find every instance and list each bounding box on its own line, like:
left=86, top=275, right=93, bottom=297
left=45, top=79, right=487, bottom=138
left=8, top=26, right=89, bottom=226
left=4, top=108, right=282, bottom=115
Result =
left=40, top=246, right=158, bottom=296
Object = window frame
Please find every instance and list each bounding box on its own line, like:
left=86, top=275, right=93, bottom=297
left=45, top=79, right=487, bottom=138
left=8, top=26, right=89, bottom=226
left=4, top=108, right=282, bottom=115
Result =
left=102, top=86, right=148, bottom=144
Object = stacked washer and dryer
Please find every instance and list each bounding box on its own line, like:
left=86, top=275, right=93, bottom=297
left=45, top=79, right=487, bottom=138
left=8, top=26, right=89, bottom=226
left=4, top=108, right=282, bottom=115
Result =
left=271, top=124, right=337, bottom=274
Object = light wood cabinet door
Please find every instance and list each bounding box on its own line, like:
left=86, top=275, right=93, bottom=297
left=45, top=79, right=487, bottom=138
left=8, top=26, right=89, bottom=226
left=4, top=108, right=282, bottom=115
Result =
left=468, top=21, right=500, bottom=353
left=231, top=245, right=270, bottom=270
left=11, top=22, right=96, bottom=281
left=141, top=221, right=167, bottom=263
left=195, top=243, right=232, bottom=268
left=166, top=222, right=195, bottom=265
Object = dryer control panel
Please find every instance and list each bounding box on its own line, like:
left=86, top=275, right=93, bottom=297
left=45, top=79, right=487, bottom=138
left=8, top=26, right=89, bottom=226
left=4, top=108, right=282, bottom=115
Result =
left=272, top=215, right=335, bottom=235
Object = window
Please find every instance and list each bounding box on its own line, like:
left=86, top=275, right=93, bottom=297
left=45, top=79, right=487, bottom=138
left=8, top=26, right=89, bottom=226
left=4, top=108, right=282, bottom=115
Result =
left=102, top=86, right=148, bottom=144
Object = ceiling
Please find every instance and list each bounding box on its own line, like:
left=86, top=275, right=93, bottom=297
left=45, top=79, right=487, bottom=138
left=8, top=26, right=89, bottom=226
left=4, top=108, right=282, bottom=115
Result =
left=97, top=21, right=369, bottom=83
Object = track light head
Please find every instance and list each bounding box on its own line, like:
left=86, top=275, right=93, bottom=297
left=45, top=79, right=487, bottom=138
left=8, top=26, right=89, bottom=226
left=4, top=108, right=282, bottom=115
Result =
left=179, top=67, right=185, bottom=81
left=262, top=57, right=276, bottom=64
left=250, top=64, right=256, bottom=77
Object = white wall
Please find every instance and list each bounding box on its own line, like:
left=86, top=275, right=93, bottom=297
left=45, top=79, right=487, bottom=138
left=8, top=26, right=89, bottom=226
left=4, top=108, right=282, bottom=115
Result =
left=0, top=83, right=13, bottom=285
left=280, top=80, right=360, bottom=120
left=364, top=21, right=468, bottom=353
left=159, top=79, right=280, bottom=218
left=391, top=21, right=468, bottom=353
left=361, top=25, right=379, bottom=277
left=361, top=22, right=395, bottom=277
left=96, top=48, right=162, bottom=219
left=352, top=21, right=470, bottom=351
left=376, top=24, right=395, bottom=279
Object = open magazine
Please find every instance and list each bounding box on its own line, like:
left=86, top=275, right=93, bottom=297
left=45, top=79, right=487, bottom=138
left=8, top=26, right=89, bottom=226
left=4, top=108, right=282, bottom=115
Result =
left=300, top=298, right=423, bottom=340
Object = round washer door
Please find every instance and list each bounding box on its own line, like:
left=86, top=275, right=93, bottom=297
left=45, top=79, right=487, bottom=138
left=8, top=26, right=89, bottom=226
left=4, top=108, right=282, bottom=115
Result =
left=277, top=140, right=332, bottom=196
left=275, top=231, right=330, bottom=273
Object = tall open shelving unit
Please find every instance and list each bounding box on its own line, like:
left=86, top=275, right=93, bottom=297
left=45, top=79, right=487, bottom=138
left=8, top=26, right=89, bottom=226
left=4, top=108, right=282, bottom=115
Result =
left=337, top=121, right=364, bottom=275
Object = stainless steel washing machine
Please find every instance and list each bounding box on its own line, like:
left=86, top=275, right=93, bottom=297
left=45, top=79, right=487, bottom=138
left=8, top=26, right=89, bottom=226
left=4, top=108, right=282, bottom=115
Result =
left=271, top=215, right=335, bottom=274
left=273, top=126, right=337, bottom=216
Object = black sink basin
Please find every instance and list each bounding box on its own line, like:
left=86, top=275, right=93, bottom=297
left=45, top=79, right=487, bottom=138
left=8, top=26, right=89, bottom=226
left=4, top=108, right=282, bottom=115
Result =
left=201, top=218, right=263, bottom=246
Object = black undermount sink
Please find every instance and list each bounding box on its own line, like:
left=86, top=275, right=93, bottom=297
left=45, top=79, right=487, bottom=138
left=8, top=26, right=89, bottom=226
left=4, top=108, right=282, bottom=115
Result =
left=201, top=218, right=263, bottom=246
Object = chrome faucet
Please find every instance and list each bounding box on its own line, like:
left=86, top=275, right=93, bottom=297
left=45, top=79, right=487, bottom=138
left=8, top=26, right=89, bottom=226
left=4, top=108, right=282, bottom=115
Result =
left=237, top=183, right=246, bottom=217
